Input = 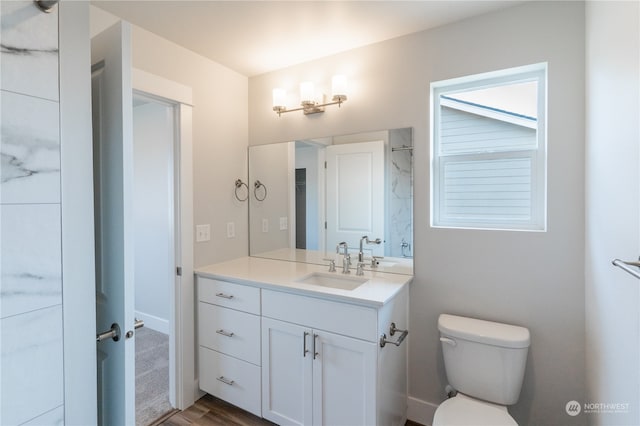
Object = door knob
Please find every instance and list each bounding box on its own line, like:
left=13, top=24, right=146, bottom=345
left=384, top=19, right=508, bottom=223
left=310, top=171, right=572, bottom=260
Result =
left=134, top=318, right=144, bottom=329
left=97, top=323, right=121, bottom=342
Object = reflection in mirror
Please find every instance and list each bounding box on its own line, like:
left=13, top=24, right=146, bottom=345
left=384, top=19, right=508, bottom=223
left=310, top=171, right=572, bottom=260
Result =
left=249, top=128, right=413, bottom=275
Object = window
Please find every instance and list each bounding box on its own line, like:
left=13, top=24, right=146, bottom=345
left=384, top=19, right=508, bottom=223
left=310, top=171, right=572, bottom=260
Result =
left=431, top=64, right=547, bottom=231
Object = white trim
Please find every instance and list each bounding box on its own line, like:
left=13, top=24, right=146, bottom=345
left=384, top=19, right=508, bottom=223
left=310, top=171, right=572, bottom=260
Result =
left=133, top=68, right=193, bottom=106
left=177, top=104, right=196, bottom=409
left=135, top=311, right=169, bottom=334
left=59, top=2, right=98, bottom=424
left=407, top=396, right=438, bottom=426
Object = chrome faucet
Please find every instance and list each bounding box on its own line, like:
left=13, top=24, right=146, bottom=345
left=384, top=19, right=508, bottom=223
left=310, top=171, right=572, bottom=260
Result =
left=359, top=236, right=381, bottom=262
left=336, top=242, right=351, bottom=274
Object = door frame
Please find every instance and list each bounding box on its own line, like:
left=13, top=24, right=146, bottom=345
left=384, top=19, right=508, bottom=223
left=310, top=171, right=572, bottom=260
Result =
left=132, top=68, right=195, bottom=410
left=60, top=2, right=98, bottom=424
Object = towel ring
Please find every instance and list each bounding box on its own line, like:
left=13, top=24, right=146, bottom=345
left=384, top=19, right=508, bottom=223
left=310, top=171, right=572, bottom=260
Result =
left=254, top=180, right=267, bottom=202
left=234, top=179, right=248, bottom=202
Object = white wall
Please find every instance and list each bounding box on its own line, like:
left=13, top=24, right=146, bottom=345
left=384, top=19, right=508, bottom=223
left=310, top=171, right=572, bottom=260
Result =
left=249, top=2, right=586, bottom=425
left=585, top=1, right=640, bottom=425
left=91, top=6, right=249, bottom=269
left=133, top=100, right=173, bottom=332
left=248, top=143, right=293, bottom=254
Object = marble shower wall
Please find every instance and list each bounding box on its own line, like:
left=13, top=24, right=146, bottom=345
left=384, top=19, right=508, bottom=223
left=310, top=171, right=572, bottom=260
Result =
left=1, top=1, right=64, bottom=425
left=388, top=128, right=413, bottom=258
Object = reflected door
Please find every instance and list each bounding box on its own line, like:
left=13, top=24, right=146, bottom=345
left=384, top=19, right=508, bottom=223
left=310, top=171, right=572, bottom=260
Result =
left=325, top=141, right=385, bottom=256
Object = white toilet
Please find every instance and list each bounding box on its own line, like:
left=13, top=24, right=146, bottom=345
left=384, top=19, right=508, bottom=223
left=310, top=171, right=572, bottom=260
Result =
left=433, top=314, right=530, bottom=426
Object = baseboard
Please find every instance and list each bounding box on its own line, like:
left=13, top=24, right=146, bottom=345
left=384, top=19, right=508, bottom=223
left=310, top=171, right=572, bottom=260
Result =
left=407, top=396, right=438, bottom=426
left=135, top=310, right=169, bottom=334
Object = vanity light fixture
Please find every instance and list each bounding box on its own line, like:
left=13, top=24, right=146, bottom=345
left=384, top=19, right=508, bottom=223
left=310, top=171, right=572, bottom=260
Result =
left=272, top=75, right=348, bottom=117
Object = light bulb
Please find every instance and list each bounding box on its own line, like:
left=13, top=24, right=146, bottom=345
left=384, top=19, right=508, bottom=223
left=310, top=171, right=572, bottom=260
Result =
left=331, top=75, right=348, bottom=102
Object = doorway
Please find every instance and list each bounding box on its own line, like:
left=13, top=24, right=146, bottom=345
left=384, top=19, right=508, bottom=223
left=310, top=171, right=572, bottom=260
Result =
left=132, top=92, right=177, bottom=425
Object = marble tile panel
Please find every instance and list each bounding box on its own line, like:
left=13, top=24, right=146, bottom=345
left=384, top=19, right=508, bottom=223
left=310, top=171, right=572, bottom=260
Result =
left=22, top=405, right=64, bottom=426
left=390, top=128, right=412, bottom=149
left=388, top=197, right=412, bottom=258
left=1, top=203, right=61, bottom=319
left=1, top=90, right=60, bottom=204
left=0, top=305, right=64, bottom=426
left=0, top=0, right=59, bottom=100
left=391, top=151, right=412, bottom=200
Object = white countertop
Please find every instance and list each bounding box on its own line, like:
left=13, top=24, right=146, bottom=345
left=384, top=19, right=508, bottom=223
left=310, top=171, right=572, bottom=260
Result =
left=195, top=256, right=412, bottom=307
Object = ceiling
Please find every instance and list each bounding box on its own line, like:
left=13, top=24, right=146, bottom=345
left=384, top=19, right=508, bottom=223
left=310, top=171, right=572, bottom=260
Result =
left=92, top=1, right=523, bottom=77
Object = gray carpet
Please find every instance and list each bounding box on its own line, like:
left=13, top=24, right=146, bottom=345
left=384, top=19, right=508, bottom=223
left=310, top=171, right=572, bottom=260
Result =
left=136, top=327, right=172, bottom=426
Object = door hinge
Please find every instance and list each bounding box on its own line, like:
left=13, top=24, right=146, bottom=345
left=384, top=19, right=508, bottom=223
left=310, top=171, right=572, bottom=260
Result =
left=324, top=161, right=327, bottom=169
left=324, top=221, right=327, bottom=229
left=176, top=267, right=182, bottom=276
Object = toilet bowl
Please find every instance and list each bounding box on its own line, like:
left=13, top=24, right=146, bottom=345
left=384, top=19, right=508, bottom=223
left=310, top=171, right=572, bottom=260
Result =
left=432, top=393, right=517, bottom=426
left=433, top=314, right=530, bottom=426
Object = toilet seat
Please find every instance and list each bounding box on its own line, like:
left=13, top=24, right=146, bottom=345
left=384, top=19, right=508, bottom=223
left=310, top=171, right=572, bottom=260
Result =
left=432, top=393, right=518, bottom=426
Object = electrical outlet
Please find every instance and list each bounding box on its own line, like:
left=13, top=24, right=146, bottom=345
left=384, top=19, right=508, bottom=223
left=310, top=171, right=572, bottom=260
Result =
left=279, top=217, right=288, bottom=230
left=262, top=218, right=269, bottom=233
left=196, top=224, right=211, bottom=242
left=226, top=222, right=235, bottom=238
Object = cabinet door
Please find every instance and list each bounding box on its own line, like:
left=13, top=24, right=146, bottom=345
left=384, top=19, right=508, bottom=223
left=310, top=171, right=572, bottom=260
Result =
left=312, top=331, right=377, bottom=426
left=262, top=318, right=313, bottom=425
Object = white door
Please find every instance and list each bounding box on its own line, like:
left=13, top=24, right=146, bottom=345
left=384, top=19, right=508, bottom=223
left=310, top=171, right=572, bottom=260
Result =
left=326, top=141, right=385, bottom=257
left=312, top=331, right=377, bottom=426
left=91, top=22, right=136, bottom=426
left=261, top=318, right=313, bottom=425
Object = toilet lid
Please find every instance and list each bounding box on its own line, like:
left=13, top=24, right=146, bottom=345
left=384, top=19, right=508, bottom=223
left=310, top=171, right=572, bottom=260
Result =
left=433, top=394, right=518, bottom=426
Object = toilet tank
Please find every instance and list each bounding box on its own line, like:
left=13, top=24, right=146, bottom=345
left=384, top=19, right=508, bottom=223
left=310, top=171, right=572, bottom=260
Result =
left=438, top=314, right=530, bottom=406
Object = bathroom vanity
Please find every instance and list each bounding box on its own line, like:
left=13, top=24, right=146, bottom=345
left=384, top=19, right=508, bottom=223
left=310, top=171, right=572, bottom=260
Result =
left=195, top=256, right=411, bottom=426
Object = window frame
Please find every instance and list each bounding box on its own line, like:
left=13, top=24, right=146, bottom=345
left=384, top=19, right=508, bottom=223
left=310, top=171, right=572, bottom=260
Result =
left=430, top=63, right=547, bottom=231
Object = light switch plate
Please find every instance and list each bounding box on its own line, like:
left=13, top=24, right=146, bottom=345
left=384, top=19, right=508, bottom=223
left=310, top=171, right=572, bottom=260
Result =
left=262, top=218, right=268, bottom=233
left=279, top=217, right=288, bottom=230
left=226, top=222, right=235, bottom=238
left=196, top=224, right=211, bottom=242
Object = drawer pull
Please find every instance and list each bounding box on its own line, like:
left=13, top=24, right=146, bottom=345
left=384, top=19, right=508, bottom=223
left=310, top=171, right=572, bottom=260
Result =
left=216, top=376, right=235, bottom=386
left=215, top=292, right=234, bottom=299
left=216, top=329, right=235, bottom=338
left=313, top=333, right=319, bottom=359
left=303, top=331, right=309, bottom=357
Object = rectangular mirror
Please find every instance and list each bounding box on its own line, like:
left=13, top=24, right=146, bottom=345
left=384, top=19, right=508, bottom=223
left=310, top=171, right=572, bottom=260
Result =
left=248, top=128, right=413, bottom=275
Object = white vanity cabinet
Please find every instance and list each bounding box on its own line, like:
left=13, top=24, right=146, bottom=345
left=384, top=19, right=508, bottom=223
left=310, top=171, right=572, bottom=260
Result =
left=260, top=288, right=407, bottom=426
left=196, top=257, right=410, bottom=426
left=197, top=278, right=262, bottom=416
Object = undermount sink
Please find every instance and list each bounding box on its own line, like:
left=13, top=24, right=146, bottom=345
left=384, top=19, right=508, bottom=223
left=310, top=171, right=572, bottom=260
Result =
left=296, top=272, right=368, bottom=291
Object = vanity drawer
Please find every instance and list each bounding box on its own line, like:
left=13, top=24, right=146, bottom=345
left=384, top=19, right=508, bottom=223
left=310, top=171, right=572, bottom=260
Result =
left=198, top=303, right=261, bottom=365
left=199, top=347, right=261, bottom=417
left=198, top=277, right=260, bottom=315
left=261, top=289, right=377, bottom=342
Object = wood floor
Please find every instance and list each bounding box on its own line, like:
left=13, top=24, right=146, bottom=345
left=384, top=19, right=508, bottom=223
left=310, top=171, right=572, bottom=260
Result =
left=154, top=393, right=425, bottom=426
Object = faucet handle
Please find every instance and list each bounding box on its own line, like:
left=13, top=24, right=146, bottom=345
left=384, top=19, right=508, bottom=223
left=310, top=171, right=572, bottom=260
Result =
left=371, top=255, right=384, bottom=268
left=323, top=258, right=336, bottom=272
